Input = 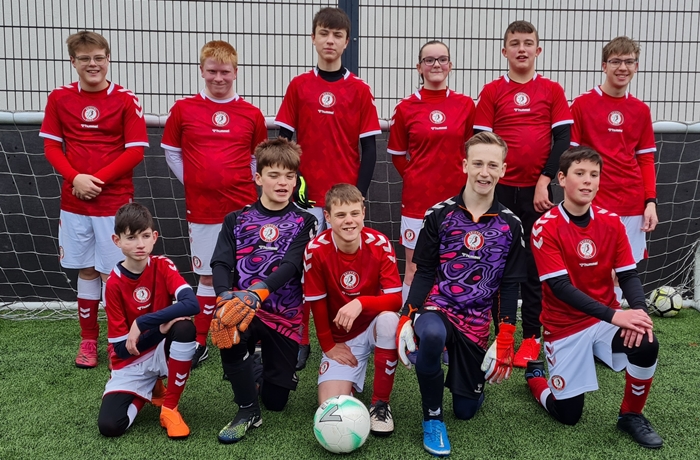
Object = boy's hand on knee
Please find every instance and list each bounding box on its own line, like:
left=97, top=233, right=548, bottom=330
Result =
left=326, top=343, right=358, bottom=367
left=159, top=317, right=190, bottom=335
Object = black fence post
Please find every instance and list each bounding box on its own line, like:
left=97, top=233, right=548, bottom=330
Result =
left=338, top=0, right=359, bottom=75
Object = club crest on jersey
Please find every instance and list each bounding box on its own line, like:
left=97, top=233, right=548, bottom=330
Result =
left=608, top=111, right=624, bottom=126
left=403, top=229, right=416, bottom=242
left=551, top=375, right=566, bottom=390
left=259, top=224, right=280, bottom=243
left=212, top=111, right=230, bottom=127
left=319, top=92, right=336, bottom=108
left=340, top=271, right=360, bottom=290
left=464, top=231, right=485, bottom=251
left=192, top=256, right=202, bottom=269
left=513, top=92, right=530, bottom=106
left=576, top=239, right=597, bottom=259
left=81, top=106, right=100, bottom=121
left=429, top=110, right=446, bottom=124
left=133, top=287, right=151, bottom=303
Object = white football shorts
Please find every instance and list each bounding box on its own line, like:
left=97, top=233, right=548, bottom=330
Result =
left=620, top=215, right=647, bottom=262
left=103, top=340, right=168, bottom=401
left=188, top=222, right=222, bottom=275
left=400, top=215, right=423, bottom=250
left=58, top=210, right=123, bottom=274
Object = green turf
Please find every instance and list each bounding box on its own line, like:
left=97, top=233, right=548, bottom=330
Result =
left=1, top=311, right=699, bottom=460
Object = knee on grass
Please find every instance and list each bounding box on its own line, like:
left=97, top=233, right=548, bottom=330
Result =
left=453, top=393, right=484, bottom=421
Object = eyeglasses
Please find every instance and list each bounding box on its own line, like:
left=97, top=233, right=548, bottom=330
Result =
left=606, top=59, right=637, bottom=68
left=74, top=55, right=108, bottom=65
left=420, top=56, right=450, bottom=66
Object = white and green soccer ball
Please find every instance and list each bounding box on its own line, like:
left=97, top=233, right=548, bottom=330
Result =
left=313, top=395, right=370, bottom=454
left=648, top=286, right=683, bottom=317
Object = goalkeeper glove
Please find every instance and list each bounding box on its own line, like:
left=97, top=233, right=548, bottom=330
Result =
left=293, top=175, right=315, bottom=209
left=214, top=282, right=270, bottom=330
left=210, top=318, right=240, bottom=349
left=480, top=323, right=516, bottom=384
left=396, top=304, right=419, bottom=369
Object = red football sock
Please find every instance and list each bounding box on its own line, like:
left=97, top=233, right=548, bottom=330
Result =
left=300, top=302, right=310, bottom=346
left=620, top=371, right=653, bottom=414
left=194, top=294, right=216, bottom=346
left=527, top=376, right=550, bottom=406
left=77, top=298, right=100, bottom=340
left=163, top=358, right=191, bottom=410
left=371, top=347, right=397, bottom=404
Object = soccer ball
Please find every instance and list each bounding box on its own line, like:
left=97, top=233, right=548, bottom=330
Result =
left=648, top=286, right=683, bottom=317
left=313, top=395, right=370, bottom=454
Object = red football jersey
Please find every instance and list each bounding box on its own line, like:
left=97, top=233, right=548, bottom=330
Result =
left=388, top=88, right=476, bottom=218
left=531, top=204, right=636, bottom=341
left=161, top=92, right=266, bottom=224
left=303, top=228, right=402, bottom=345
left=40, top=81, right=149, bottom=216
left=474, top=74, right=573, bottom=186
left=274, top=69, right=382, bottom=206
left=105, top=255, right=191, bottom=370
left=570, top=87, right=657, bottom=216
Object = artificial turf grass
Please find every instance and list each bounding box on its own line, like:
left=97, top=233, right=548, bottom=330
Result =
left=0, top=309, right=699, bottom=460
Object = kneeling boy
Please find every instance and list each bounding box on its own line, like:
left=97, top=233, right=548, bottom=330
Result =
left=98, top=203, right=199, bottom=439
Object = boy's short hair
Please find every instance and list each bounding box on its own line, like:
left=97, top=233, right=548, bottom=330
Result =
left=312, top=7, right=351, bottom=37
left=200, top=40, right=238, bottom=67
left=418, top=40, right=450, bottom=62
left=114, top=202, right=155, bottom=236
left=255, top=137, right=302, bottom=174
left=559, top=146, right=603, bottom=175
left=324, top=183, right=364, bottom=213
left=503, top=20, right=539, bottom=46
left=66, top=31, right=111, bottom=57
left=602, top=36, right=640, bottom=62
left=465, top=131, right=508, bottom=160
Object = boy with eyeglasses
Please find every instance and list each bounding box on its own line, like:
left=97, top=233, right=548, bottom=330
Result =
left=569, top=37, right=657, bottom=294
left=473, top=20, right=573, bottom=368
left=40, top=31, right=148, bottom=368
left=275, top=7, right=382, bottom=370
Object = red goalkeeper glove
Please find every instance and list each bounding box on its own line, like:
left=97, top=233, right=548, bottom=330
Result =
left=480, top=323, right=516, bottom=384
left=396, top=304, right=418, bottom=369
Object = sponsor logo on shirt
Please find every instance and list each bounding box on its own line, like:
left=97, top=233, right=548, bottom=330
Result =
left=259, top=224, right=280, bottom=243
left=319, top=92, right=336, bottom=108
left=81, top=106, right=100, bottom=122
left=576, top=239, right=597, bottom=259
left=513, top=92, right=531, bottom=112
left=212, top=111, right=230, bottom=127
left=340, top=270, right=360, bottom=290
left=403, top=229, right=416, bottom=242
left=464, top=231, right=485, bottom=251
left=133, top=287, right=151, bottom=303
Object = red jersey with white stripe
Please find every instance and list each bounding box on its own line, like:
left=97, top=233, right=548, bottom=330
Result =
left=274, top=69, right=382, bottom=206
left=39, top=81, right=149, bottom=216
left=388, top=88, right=476, bottom=218
left=474, top=74, right=573, bottom=186
left=531, top=204, right=636, bottom=341
left=303, top=228, right=402, bottom=343
left=105, top=255, right=191, bottom=370
left=161, top=92, right=266, bottom=224
left=570, top=87, right=657, bottom=216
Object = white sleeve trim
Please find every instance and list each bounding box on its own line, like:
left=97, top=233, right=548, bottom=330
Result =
left=108, top=334, right=129, bottom=343
left=174, top=284, right=192, bottom=298
left=383, top=287, right=403, bottom=294
left=305, top=293, right=327, bottom=301
left=473, top=125, right=493, bottom=132
left=570, top=141, right=580, bottom=147
left=539, top=269, right=568, bottom=281
left=552, top=119, right=574, bottom=128
left=614, top=263, right=637, bottom=273
left=273, top=120, right=295, bottom=132
left=39, top=132, right=63, bottom=143
left=125, top=141, right=149, bottom=148
left=360, top=129, right=382, bottom=138
left=387, top=148, right=407, bottom=156
left=160, top=143, right=182, bottom=152
left=635, top=147, right=657, bottom=155
left=163, top=147, right=184, bottom=184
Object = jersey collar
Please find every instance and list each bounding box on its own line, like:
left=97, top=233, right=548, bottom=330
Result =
left=503, top=73, right=538, bottom=84
left=557, top=202, right=595, bottom=224
left=313, top=67, right=350, bottom=79
left=77, top=80, right=115, bottom=94
left=594, top=85, right=629, bottom=99
left=456, top=186, right=500, bottom=222
left=200, top=90, right=239, bottom=103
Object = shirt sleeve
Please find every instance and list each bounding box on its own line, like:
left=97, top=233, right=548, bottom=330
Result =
left=387, top=101, right=408, bottom=155
left=160, top=102, right=183, bottom=151
left=302, top=243, right=327, bottom=302
left=463, top=97, right=477, bottom=142
left=501, top=215, right=528, bottom=284
left=274, top=79, right=298, bottom=132
left=39, top=90, right=64, bottom=143
left=252, top=110, right=268, bottom=152
left=309, top=297, right=336, bottom=353
left=531, top=219, right=568, bottom=281
left=358, top=84, right=382, bottom=138
left=105, top=279, right=130, bottom=342
left=550, top=82, right=574, bottom=128
left=473, top=83, right=495, bottom=132
left=613, top=217, right=637, bottom=273
left=569, top=97, right=582, bottom=146
left=635, top=106, right=657, bottom=154
left=211, top=212, right=238, bottom=295
left=407, top=211, right=441, bottom=310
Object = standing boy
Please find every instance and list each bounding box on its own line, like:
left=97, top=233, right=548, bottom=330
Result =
left=209, top=138, right=317, bottom=443
left=40, top=31, right=149, bottom=368
left=526, top=147, right=662, bottom=449
left=569, top=37, right=657, bottom=298
left=275, top=7, right=382, bottom=369
left=162, top=40, right=268, bottom=368
left=398, top=132, right=527, bottom=457
left=98, top=203, right=199, bottom=439
left=473, top=20, right=573, bottom=367
left=303, top=184, right=402, bottom=437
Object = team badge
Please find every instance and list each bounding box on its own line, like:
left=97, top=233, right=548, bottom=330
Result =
left=259, top=224, right=280, bottom=243
left=403, top=229, right=416, bottom=242
left=81, top=106, right=100, bottom=122
left=133, top=287, right=151, bottom=303
left=212, top=111, right=230, bottom=127
left=340, top=271, right=360, bottom=290
left=608, top=111, right=624, bottom=126
left=464, top=231, right=485, bottom=251
left=551, top=375, right=566, bottom=390
left=576, top=239, right=597, bottom=259
left=319, top=361, right=330, bottom=375
left=513, top=92, right=530, bottom=106
left=192, top=256, right=202, bottom=269
left=429, top=110, right=446, bottom=124
left=319, top=92, right=336, bottom=108
left=59, top=246, right=64, bottom=260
